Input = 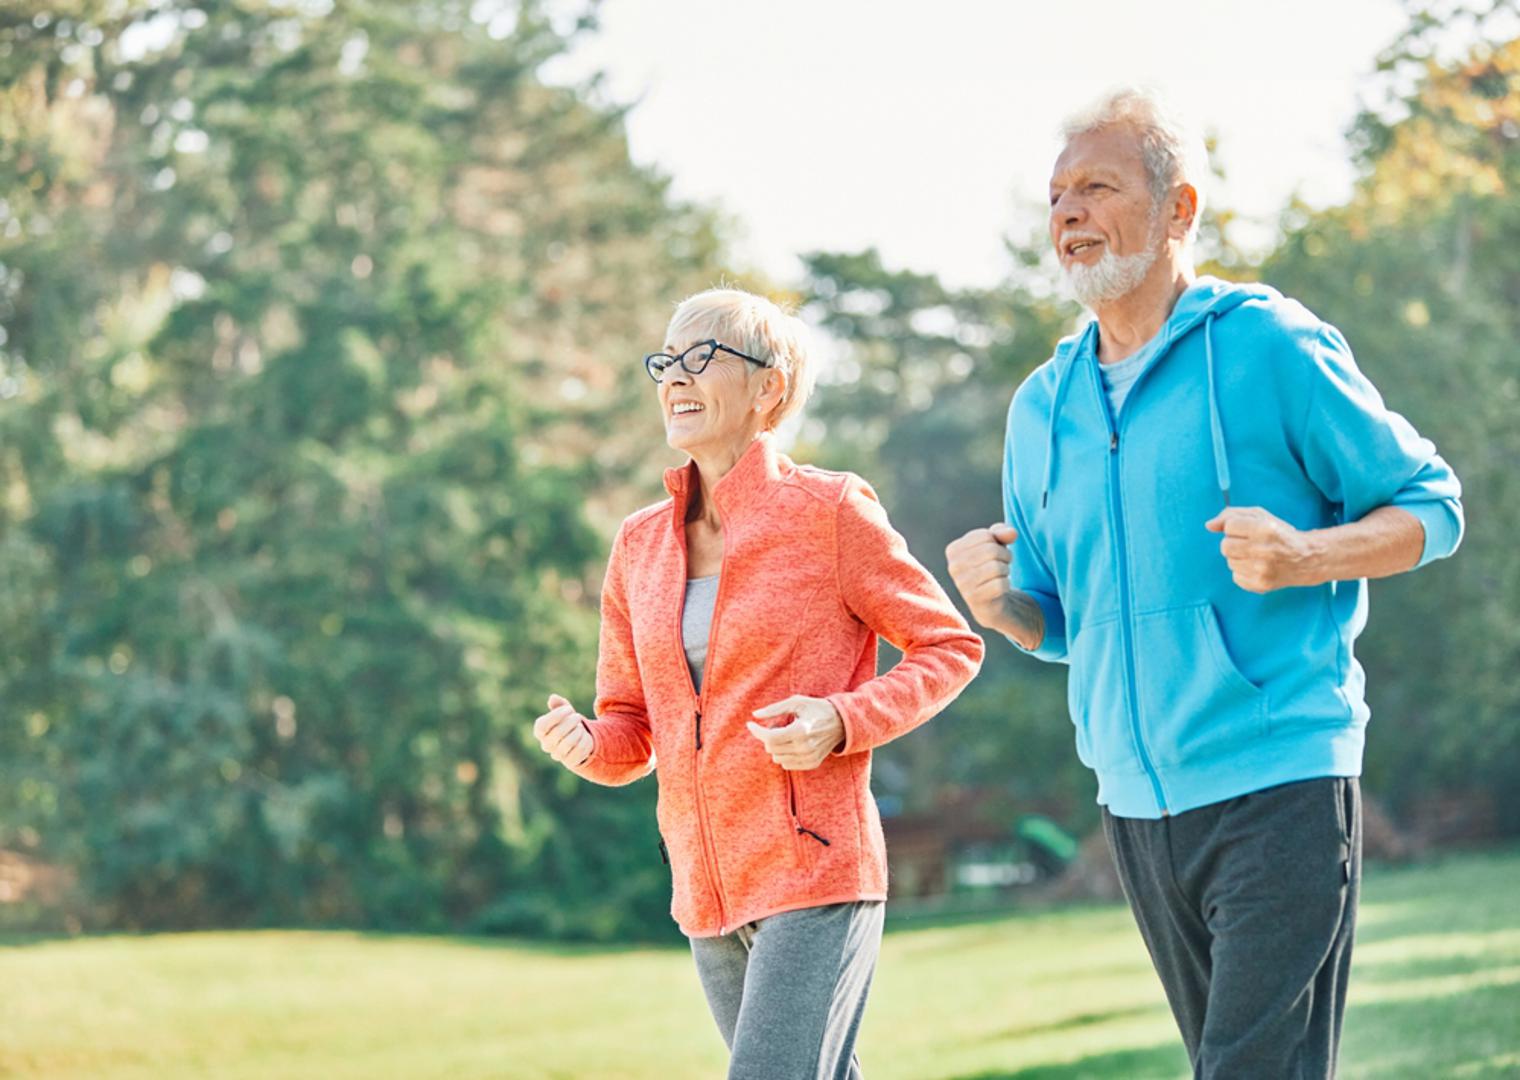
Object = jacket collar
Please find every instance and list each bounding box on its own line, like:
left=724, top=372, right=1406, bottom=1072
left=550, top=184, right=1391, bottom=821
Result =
left=662, top=433, right=785, bottom=530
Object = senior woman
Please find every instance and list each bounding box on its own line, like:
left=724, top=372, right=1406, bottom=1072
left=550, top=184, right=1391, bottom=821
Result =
left=532, top=288, right=983, bottom=1079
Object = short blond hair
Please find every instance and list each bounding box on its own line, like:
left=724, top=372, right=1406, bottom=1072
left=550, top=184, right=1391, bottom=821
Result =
left=666, top=288, right=814, bottom=431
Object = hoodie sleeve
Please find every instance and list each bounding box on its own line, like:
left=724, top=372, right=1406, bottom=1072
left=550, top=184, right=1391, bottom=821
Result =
left=1298, top=324, right=1464, bottom=568
left=825, top=476, right=985, bottom=756
left=1002, top=399, right=1069, bottom=662
left=576, top=520, right=656, bottom=786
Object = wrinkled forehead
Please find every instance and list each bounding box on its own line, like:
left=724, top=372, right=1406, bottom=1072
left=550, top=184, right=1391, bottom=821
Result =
left=1051, top=125, right=1148, bottom=187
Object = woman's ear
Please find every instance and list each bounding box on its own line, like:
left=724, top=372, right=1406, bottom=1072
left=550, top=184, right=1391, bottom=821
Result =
left=756, top=367, right=789, bottom=426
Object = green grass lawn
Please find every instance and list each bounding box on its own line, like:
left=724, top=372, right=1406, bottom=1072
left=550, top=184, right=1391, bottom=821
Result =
left=3, top=849, right=1517, bottom=1079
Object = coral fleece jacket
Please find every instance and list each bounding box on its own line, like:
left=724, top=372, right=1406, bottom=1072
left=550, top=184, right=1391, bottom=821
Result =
left=572, top=434, right=984, bottom=937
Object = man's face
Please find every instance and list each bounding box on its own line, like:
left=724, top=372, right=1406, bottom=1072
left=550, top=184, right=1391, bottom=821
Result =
left=1049, top=126, right=1164, bottom=305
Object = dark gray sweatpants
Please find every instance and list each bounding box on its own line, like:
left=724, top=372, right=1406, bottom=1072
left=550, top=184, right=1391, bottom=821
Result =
left=689, top=900, right=885, bottom=1080
left=1103, top=777, right=1362, bottom=1079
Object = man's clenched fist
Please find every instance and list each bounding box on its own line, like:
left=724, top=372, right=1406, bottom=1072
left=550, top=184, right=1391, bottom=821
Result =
left=1206, top=506, right=1323, bottom=593
left=946, top=523, right=1023, bottom=635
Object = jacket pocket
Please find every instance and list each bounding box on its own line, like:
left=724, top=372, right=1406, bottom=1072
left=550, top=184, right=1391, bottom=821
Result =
left=785, top=770, right=828, bottom=868
left=1133, top=603, right=1268, bottom=768
left=1067, top=615, right=1143, bottom=773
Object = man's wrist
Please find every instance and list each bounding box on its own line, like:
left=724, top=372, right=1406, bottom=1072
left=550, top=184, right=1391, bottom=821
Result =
left=1297, top=527, right=1332, bottom=587
left=996, top=591, right=1045, bottom=650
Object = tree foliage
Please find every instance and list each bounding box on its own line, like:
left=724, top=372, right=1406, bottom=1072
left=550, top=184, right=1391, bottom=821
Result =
left=2, top=1, right=1515, bottom=941
left=797, top=248, right=1091, bottom=826
left=1265, top=2, right=1520, bottom=829
left=802, top=3, right=1520, bottom=839
left=0, top=0, right=720, bottom=935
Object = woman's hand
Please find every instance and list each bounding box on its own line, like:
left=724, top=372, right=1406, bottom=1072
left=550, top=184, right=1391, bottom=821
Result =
left=533, top=693, right=594, bottom=769
left=746, top=696, right=846, bottom=770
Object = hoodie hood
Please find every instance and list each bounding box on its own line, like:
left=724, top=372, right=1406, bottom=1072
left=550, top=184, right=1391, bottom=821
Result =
left=1040, top=276, right=1277, bottom=510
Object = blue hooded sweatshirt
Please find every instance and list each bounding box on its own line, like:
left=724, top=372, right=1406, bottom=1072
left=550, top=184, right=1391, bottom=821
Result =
left=1003, top=277, right=1463, bottom=818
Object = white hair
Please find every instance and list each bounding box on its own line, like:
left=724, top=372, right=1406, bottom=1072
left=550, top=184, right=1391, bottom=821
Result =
left=665, top=288, right=815, bottom=430
left=1060, top=86, right=1210, bottom=244
left=1063, top=244, right=1160, bottom=308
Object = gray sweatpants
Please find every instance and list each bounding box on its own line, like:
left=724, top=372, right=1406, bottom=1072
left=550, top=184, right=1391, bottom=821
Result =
left=689, top=900, right=885, bottom=1080
left=1103, top=777, right=1362, bottom=1079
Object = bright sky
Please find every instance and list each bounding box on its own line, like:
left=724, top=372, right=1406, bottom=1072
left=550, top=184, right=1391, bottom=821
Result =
left=547, top=0, right=1410, bottom=287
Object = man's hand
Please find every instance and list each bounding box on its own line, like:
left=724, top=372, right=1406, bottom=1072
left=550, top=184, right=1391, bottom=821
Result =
left=946, top=523, right=1043, bottom=649
left=533, top=693, right=594, bottom=768
left=1206, top=506, right=1323, bottom=593
left=746, top=696, right=846, bottom=770
left=946, top=523, right=1018, bottom=629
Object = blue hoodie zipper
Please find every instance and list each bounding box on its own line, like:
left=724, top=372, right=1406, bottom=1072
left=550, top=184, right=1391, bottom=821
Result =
left=1086, top=346, right=1170, bottom=815
left=1043, top=294, right=1244, bottom=816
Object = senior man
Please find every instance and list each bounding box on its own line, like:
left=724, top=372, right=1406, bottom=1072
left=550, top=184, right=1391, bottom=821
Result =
left=947, top=88, right=1463, bottom=1078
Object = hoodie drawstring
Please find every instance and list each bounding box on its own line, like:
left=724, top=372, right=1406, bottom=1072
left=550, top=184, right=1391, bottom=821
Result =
left=1038, top=311, right=1232, bottom=511
left=1203, top=312, right=1231, bottom=506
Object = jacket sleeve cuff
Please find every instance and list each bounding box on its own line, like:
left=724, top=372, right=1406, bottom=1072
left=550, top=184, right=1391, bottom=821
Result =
left=1007, top=588, right=1068, bottom=663
left=832, top=695, right=857, bottom=756
left=1395, top=498, right=1464, bottom=569
left=827, top=691, right=865, bottom=757
left=573, top=718, right=654, bottom=785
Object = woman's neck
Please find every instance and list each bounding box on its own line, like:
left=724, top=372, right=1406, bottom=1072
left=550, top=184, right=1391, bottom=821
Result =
left=687, top=434, right=763, bottom=528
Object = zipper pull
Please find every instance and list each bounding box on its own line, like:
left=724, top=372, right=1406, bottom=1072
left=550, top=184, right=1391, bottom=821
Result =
left=694, top=709, right=702, bottom=750
left=1110, top=431, right=1119, bottom=452
left=797, top=826, right=832, bottom=847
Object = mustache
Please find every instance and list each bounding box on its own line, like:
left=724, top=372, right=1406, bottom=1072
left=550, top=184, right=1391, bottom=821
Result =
left=1059, top=232, right=1104, bottom=251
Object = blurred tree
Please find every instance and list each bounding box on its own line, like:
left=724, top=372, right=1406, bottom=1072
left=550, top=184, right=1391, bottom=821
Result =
left=798, top=3, right=1520, bottom=844
left=1265, top=1, right=1520, bottom=832
left=5, top=0, right=1515, bottom=943
left=793, top=139, right=1262, bottom=835
left=0, top=0, right=721, bottom=935
left=797, top=248, right=1091, bottom=828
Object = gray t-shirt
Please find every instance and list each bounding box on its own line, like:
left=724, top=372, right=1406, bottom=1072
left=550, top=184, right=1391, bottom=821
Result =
left=682, top=575, right=720, bottom=693
left=1098, top=346, right=1151, bottom=417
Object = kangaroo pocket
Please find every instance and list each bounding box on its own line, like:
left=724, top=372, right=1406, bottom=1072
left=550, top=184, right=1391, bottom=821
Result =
left=1133, top=602, right=1268, bottom=768
left=1067, top=615, right=1142, bottom=773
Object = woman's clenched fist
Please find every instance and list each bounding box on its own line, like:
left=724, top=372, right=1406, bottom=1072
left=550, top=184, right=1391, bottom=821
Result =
left=533, top=693, right=594, bottom=769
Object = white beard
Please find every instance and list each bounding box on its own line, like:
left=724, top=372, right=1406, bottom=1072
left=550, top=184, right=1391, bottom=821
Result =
left=1062, top=244, right=1159, bottom=308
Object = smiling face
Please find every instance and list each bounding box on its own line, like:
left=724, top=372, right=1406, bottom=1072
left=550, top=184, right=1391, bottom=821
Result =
left=1049, top=125, right=1167, bottom=307
left=656, top=327, right=784, bottom=459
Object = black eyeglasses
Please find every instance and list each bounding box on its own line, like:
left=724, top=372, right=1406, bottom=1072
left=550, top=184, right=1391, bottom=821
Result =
left=644, top=339, right=768, bottom=383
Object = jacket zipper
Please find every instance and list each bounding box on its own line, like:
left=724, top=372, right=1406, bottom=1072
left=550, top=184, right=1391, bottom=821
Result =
left=1092, top=358, right=1169, bottom=814
left=676, top=522, right=732, bottom=931
left=787, top=772, right=830, bottom=847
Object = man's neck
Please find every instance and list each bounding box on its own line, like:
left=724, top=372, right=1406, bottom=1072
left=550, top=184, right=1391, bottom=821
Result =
left=1093, top=265, right=1195, bottom=365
